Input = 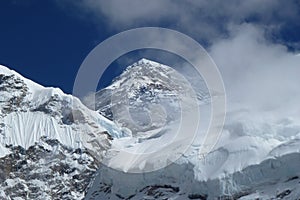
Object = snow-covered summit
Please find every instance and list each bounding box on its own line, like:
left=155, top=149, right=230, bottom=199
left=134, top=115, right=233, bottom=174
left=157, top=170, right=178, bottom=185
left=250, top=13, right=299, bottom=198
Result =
left=91, top=58, right=208, bottom=173
left=133, top=58, right=169, bottom=67
left=95, top=58, right=208, bottom=131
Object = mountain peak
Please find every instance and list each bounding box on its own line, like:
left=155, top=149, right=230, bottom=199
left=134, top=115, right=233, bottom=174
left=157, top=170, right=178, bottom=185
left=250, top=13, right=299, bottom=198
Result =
left=0, top=64, right=46, bottom=93
left=0, top=64, right=15, bottom=76
left=137, top=58, right=161, bottom=65
left=128, top=58, right=171, bottom=71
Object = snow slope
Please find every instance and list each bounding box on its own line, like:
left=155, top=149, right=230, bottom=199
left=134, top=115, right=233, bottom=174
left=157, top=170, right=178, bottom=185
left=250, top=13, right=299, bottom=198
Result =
left=86, top=112, right=300, bottom=199
left=0, top=64, right=123, bottom=159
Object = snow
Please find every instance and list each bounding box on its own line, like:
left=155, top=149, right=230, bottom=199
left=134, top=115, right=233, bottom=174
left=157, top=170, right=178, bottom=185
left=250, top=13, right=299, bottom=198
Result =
left=0, top=64, right=123, bottom=160
left=0, top=142, right=10, bottom=157
left=3, top=112, right=76, bottom=148
left=0, top=64, right=44, bottom=92
left=95, top=58, right=205, bottom=173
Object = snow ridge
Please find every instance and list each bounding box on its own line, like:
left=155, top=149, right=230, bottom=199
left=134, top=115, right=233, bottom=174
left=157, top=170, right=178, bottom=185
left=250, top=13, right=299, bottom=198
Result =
left=0, top=64, right=122, bottom=159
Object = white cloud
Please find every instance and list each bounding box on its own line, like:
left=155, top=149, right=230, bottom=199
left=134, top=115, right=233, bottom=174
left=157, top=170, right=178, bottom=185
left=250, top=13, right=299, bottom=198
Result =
left=210, top=24, right=300, bottom=117
left=58, top=0, right=300, bottom=45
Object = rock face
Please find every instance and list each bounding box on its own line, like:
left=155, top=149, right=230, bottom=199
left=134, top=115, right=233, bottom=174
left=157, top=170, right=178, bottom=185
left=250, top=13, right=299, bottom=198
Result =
left=0, top=137, right=98, bottom=200
left=0, top=74, right=29, bottom=115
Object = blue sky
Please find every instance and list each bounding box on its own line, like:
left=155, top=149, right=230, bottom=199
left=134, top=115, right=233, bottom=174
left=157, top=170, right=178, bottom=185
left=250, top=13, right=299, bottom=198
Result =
left=0, top=0, right=299, bottom=97
left=0, top=0, right=109, bottom=92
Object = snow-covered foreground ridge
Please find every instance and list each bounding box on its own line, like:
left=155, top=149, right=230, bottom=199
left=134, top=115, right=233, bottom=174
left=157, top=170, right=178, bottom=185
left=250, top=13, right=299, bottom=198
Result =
left=0, top=64, right=123, bottom=159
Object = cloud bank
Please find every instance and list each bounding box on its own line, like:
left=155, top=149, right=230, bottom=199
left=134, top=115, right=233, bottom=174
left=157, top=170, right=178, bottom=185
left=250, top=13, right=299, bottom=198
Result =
left=210, top=24, right=300, bottom=116
left=58, top=0, right=300, bottom=47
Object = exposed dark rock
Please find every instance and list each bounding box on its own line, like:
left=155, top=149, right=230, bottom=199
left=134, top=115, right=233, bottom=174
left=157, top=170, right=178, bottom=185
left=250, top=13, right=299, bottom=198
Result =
left=0, top=138, right=98, bottom=199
